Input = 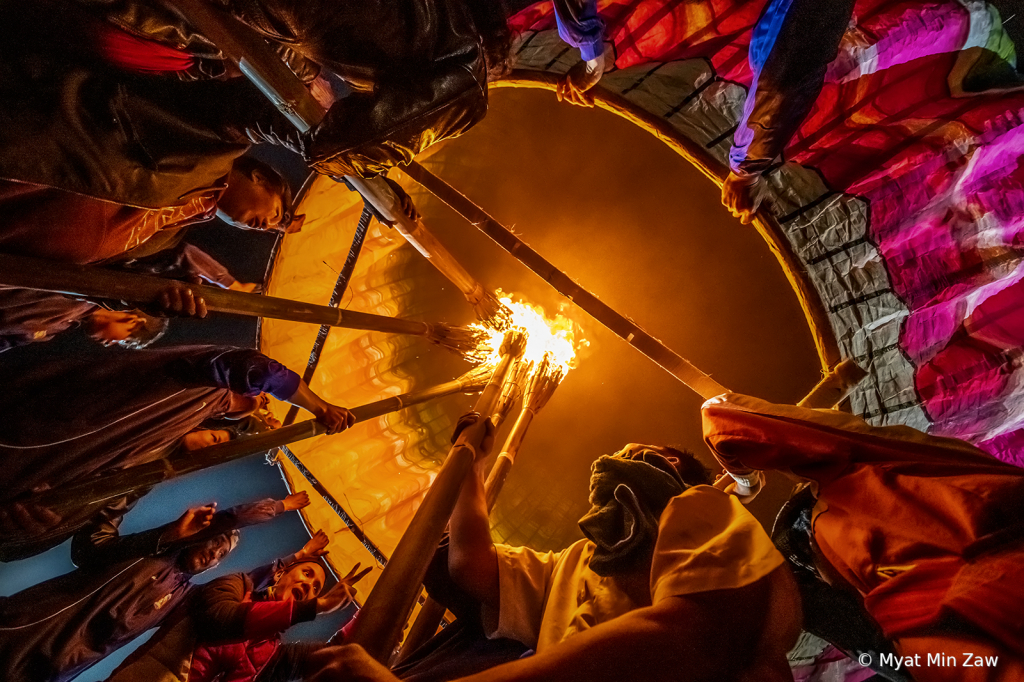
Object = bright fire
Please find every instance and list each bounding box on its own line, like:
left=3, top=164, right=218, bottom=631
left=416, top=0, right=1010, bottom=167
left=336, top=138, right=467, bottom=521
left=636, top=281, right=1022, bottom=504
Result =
left=469, top=292, right=587, bottom=373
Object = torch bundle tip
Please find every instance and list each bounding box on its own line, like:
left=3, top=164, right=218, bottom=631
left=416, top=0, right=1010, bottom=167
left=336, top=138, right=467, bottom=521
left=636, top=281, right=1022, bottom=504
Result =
left=500, top=327, right=529, bottom=359
left=425, top=323, right=492, bottom=355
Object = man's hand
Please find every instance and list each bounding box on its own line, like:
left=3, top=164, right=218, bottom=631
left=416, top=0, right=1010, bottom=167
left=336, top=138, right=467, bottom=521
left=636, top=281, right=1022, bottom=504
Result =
left=282, top=491, right=311, bottom=512
left=451, top=412, right=496, bottom=462
left=309, top=74, right=336, bottom=110
left=305, top=644, right=399, bottom=682
left=315, top=404, right=356, bottom=435
left=258, top=408, right=283, bottom=430
left=383, top=177, right=420, bottom=222
left=556, top=54, right=606, bottom=108
left=722, top=171, right=770, bottom=225
left=713, top=470, right=764, bottom=503
left=0, top=501, right=63, bottom=536
left=163, top=503, right=217, bottom=543
left=297, top=529, right=330, bottom=561
left=316, top=563, right=372, bottom=614
left=155, top=281, right=208, bottom=318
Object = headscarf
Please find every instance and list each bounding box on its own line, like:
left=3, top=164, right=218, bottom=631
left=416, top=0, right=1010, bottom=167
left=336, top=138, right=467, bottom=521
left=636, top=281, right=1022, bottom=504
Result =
left=577, top=449, right=687, bottom=576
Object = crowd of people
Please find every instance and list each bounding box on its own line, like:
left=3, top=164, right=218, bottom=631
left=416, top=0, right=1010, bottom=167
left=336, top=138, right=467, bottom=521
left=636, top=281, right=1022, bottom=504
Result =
left=1, top=1, right=1023, bottom=681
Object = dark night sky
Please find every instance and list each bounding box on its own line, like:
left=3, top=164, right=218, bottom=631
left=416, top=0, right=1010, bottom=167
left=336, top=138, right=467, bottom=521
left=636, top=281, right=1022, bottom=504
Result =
left=0, top=88, right=822, bottom=680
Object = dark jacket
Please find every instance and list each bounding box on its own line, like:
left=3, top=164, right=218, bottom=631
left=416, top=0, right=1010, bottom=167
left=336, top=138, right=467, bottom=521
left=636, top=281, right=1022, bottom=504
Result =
left=0, top=0, right=492, bottom=211
left=0, top=499, right=286, bottom=682
left=108, top=569, right=321, bottom=682
left=0, top=344, right=299, bottom=505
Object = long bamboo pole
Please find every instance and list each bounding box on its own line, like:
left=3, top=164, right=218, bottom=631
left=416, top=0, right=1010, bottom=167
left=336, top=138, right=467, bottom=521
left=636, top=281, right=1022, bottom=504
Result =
left=344, top=176, right=511, bottom=327
left=0, top=254, right=484, bottom=350
left=397, top=357, right=562, bottom=661
left=404, top=162, right=729, bottom=400
left=28, top=368, right=492, bottom=514
left=347, top=331, right=527, bottom=662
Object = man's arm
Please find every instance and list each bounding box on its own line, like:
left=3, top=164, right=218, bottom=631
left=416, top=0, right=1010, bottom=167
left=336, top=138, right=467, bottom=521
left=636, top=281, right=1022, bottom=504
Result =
left=553, top=0, right=607, bottom=107
left=724, top=0, right=855, bottom=222
left=305, top=575, right=785, bottom=682
left=553, top=0, right=605, bottom=62
left=177, top=493, right=310, bottom=552
left=448, top=458, right=499, bottom=610
left=701, top=394, right=852, bottom=487
left=457, top=587, right=770, bottom=682
left=174, top=347, right=354, bottom=433
left=69, top=493, right=152, bottom=568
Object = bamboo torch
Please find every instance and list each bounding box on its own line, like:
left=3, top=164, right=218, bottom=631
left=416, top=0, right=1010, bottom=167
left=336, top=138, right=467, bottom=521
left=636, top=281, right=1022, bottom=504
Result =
left=394, top=356, right=531, bottom=664
left=26, top=366, right=494, bottom=515
left=484, top=354, right=565, bottom=510
left=344, top=176, right=512, bottom=329
left=403, top=161, right=729, bottom=400
left=490, top=357, right=530, bottom=430
left=346, top=330, right=527, bottom=662
left=0, top=254, right=490, bottom=355
left=397, top=354, right=566, bottom=662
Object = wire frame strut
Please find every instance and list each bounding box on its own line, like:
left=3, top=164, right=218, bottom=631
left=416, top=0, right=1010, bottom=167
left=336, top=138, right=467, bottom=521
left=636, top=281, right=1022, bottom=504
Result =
left=283, top=205, right=374, bottom=427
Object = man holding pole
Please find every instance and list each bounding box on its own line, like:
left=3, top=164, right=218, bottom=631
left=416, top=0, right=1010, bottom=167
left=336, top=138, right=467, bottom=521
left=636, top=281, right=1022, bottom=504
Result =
left=303, top=441, right=802, bottom=682
left=0, top=491, right=319, bottom=682
left=0, top=344, right=354, bottom=548
left=0, top=156, right=300, bottom=267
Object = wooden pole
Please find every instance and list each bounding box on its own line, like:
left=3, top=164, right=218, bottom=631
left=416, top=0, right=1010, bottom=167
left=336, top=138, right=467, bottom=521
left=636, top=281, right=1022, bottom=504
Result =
left=798, top=358, right=867, bottom=409
left=346, top=331, right=527, bottom=662
left=483, top=407, right=536, bottom=511
left=403, top=162, right=729, bottom=400
left=344, top=176, right=511, bottom=327
left=0, top=254, right=484, bottom=348
left=395, top=597, right=449, bottom=663
left=29, top=368, right=492, bottom=514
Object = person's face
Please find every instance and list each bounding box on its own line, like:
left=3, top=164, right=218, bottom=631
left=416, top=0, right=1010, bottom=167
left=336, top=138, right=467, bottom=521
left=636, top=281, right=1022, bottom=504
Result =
left=273, top=562, right=326, bottom=602
left=181, top=429, right=232, bottom=451
left=87, top=310, right=144, bottom=346
left=217, top=169, right=285, bottom=231
left=180, top=535, right=233, bottom=574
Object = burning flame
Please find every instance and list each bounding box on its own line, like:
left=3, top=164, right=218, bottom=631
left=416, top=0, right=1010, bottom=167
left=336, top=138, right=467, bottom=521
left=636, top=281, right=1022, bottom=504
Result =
left=469, top=293, right=587, bottom=374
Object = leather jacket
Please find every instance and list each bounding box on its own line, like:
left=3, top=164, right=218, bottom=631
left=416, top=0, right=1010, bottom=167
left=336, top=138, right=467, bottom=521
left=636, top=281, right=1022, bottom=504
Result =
left=78, top=0, right=494, bottom=178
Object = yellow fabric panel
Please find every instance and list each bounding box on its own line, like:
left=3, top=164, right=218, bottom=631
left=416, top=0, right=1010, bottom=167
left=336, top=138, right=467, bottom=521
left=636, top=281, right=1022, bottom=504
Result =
left=260, top=175, right=460, bottom=600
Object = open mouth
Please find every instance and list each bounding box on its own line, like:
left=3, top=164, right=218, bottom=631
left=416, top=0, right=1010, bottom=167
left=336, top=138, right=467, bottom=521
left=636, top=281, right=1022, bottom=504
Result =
left=291, top=586, right=305, bottom=600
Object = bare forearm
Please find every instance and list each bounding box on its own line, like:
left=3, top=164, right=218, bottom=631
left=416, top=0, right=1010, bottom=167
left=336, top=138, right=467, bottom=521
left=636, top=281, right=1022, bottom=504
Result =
left=286, top=380, right=327, bottom=417
left=454, top=600, right=702, bottom=682
left=448, top=460, right=498, bottom=603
